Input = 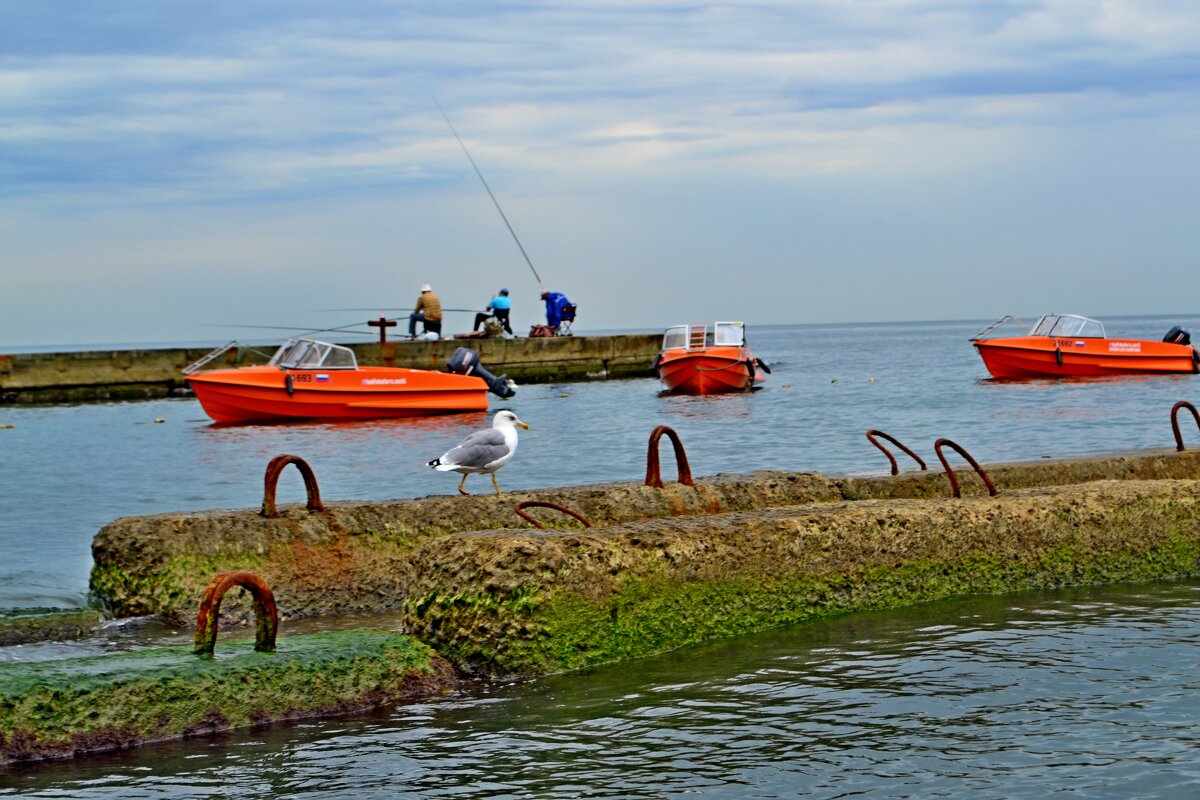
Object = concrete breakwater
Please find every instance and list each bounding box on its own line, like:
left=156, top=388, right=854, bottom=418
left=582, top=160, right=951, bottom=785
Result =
left=0, top=333, right=661, bottom=403
left=4, top=447, right=1200, bottom=763
left=90, top=448, right=1200, bottom=624
left=404, top=479, right=1200, bottom=676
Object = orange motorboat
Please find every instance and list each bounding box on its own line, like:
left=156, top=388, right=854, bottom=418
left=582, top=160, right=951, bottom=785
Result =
left=185, top=339, right=513, bottom=424
left=972, top=314, right=1198, bottom=379
left=654, top=321, right=768, bottom=395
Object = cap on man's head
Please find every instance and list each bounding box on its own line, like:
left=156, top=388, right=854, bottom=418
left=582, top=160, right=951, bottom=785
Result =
left=500, top=288, right=509, bottom=295
left=421, top=283, right=432, bottom=292
left=540, top=291, right=549, bottom=299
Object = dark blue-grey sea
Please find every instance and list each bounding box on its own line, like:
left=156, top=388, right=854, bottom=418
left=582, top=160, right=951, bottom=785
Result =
left=2, top=316, right=1199, bottom=797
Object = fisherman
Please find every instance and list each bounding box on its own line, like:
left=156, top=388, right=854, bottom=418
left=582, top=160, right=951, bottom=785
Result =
left=408, top=284, right=443, bottom=339
left=541, top=290, right=572, bottom=332
left=473, top=288, right=513, bottom=336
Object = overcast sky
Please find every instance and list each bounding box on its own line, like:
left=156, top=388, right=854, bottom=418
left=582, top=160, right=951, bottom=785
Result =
left=3, top=1, right=1199, bottom=347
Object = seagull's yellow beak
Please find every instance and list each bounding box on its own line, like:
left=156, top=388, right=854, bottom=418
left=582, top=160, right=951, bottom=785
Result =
left=518, top=421, right=529, bottom=430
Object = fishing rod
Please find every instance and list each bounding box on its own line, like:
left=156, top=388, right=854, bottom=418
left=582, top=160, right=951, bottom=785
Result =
left=211, top=323, right=377, bottom=338
left=431, top=96, right=545, bottom=293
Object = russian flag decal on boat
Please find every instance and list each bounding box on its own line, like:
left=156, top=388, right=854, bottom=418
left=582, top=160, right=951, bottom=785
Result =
left=1074, top=341, right=1086, bottom=347
left=316, top=374, right=330, bottom=381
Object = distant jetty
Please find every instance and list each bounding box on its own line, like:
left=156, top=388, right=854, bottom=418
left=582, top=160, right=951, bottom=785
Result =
left=0, top=334, right=661, bottom=404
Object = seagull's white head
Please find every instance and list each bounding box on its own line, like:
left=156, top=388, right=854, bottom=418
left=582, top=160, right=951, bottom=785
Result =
left=493, top=410, right=529, bottom=430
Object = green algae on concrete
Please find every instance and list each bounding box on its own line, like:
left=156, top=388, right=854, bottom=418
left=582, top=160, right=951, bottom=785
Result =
left=399, top=480, right=1200, bottom=677
left=0, top=630, right=457, bottom=764
left=89, top=450, right=1200, bottom=625
left=0, top=608, right=104, bottom=647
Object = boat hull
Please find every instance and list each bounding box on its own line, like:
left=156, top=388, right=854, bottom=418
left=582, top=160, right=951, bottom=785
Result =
left=656, top=347, right=765, bottom=395
left=186, top=366, right=490, bottom=423
left=974, top=337, right=1197, bottom=379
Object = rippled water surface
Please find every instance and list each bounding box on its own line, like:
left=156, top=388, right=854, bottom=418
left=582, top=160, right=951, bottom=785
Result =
left=3, top=580, right=1198, bottom=798
left=2, top=316, right=1200, bottom=796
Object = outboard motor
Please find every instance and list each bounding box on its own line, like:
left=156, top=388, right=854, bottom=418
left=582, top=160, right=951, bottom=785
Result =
left=447, top=347, right=516, bottom=399
left=1163, top=326, right=1191, bottom=345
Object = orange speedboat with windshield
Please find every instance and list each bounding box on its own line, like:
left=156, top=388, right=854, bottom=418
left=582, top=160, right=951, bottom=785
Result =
left=184, top=338, right=513, bottom=424
left=971, top=314, right=1198, bottom=379
left=654, top=321, right=768, bottom=395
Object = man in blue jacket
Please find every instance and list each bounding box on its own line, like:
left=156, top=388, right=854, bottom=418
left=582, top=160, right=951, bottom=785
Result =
left=541, top=290, right=572, bottom=331
left=473, top=288, right=513, bottom=335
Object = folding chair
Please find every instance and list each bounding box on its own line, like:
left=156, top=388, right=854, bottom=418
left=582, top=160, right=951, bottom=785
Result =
left=557, top=304, right=577, bottom=335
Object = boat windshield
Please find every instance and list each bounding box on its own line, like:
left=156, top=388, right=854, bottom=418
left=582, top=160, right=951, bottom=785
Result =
left=268, top=339, right=358, bottom=370
left=662, top=326, right=689, bottom=350
left=713, top=321, right=745, bottom=347
left=1029, top=314, right=1105, bottom=339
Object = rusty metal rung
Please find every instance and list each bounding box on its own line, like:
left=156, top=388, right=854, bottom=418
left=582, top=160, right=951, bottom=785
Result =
left=514, top=501, right=592, bottom=529
left=262, top=454, right=325, bottom=518
left=645, top=425, right=695, bottom=488
left=865, top=429, right=927, bottom=476
left=1171, top=401, right=1200, bottom=452
left=934, top=438, right=997, bottom=498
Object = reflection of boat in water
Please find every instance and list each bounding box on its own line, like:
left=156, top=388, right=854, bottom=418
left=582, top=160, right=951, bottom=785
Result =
left=972, top=314, right=1199, bottom=379
left=654, top=321, right=768, bottom=395
left=184, top=339, right=513, bottom=424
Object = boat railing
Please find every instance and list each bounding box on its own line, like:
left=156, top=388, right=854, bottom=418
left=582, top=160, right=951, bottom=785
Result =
left=183, top=341, right=241, bottom=375
left=970, top=315, right=1029, bottom=341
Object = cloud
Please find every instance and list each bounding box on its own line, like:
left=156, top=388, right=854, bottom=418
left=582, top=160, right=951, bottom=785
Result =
left=2, top=1, right=1200, bottom=344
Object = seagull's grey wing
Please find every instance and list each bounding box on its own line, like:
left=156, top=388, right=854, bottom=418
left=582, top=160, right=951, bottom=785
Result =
left=441, top=429, right=511, bottom=469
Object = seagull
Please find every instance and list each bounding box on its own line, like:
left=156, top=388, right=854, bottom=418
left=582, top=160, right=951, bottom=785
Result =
left=428, top=410, right=529, bottom=495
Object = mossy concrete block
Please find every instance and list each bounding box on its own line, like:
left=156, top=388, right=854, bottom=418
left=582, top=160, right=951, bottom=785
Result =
left=88, top=471, right=841, bottom=623
left=0, top=630, right=457, bottom=764
left=400, top=479, right=1200, bottom=677
left=88, top=451, right=1200, bottom=626
left=0, top=608, right=103, bottom=646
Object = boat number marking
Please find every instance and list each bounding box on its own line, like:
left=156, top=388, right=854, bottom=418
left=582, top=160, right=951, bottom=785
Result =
left=292, top=373, right=313, bottom=382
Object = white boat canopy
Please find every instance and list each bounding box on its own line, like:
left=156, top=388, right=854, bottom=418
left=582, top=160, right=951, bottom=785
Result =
left=972, top=314, right=1106, bottom=341
left=268, top=339, right=358, bottom=370
left=1028, top=314, right=1106, bottom=339
left=662, top=321, right=746, bottom=351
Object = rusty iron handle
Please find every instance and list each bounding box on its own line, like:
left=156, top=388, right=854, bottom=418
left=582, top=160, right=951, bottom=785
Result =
left=934, top=438, right=997, bottom=498
left=645, top=425, right=695, bottom=488
left=514, top=500, right=593, bottom=529
left=262, top=454, right=325, bottom=518
left=1171, top=401, right=1200, bottom=451
left=865, top=430, right=928, bottom=475
left=194, top=571, right=278, bottom=656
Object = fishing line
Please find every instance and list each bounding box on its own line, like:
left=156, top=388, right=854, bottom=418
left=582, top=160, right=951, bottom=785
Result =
left=212, top=323, right=377, bottom=338
left=431, top=95, right=545, bottom=292
left=315, top=308, right=481, bottom=313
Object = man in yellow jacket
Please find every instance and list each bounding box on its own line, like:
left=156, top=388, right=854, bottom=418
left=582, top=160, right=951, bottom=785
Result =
left=408, top=283, right=443, bottom=338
